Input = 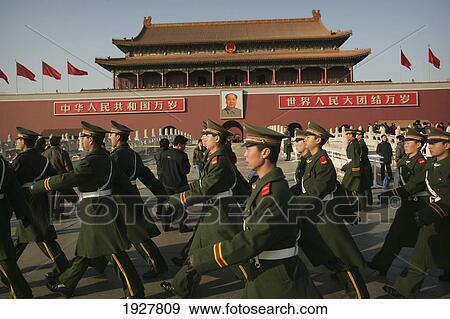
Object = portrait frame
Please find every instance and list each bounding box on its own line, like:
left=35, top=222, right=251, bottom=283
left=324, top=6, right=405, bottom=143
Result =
left=220, top=90, right=244, bottom=119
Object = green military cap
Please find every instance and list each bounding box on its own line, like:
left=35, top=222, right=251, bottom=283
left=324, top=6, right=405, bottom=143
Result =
left=425, top=127, right=450, bottom=143
left=16, top=127, right=40, bottom=140
left=111, top=120, right=133, bottom=133
left=304, top=121, right=334, bottom=140
left=356, top=128, right=365, bottom=135
left=203, top=119, right=231, bottom=139
left=80, top=121, right=109, bottom=139
left=404, top=127, right=426, bottom=143
left=294, top=128, right=306, bottom=141
left=344, top=128, right=358, bottom=135
left=242, top=123, right=288, bottom=147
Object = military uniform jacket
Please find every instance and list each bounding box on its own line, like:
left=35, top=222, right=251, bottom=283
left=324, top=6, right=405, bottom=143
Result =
left=42, top=146, right=74, bottom=174
left=300, top=149, right=365, bottom=268
left=398, top=152, right=427, bottom=189
left=0, top=156, right=33, bottom=260
left=390, top=152, right=427, bottom=247
left=290, top=152, right=310, bottom=195
left=13, top=148, right=58, bottom=243
left=342, top=139, right=361, bottom=192
left=402, top=155, right=450, bottom=268
left=172, top=147, right=249, bottom=281
left=359, top=139, right=373, bottom=188
left=191, top=168, right=322, bottom=298
left=32, top=147, right=131, bottom=258
left=110, top=142, right=165, bottom=242
left=191, top=168, right=300, bottom=277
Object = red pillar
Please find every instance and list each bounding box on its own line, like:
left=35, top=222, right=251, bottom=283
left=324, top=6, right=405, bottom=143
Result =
left=113, top=71, right=116, bottom=89
left=324, top=67, right=328, bottom=84
left=211, top=69, right=215, bottom=86
left=186, top=70, right=189, bottom=87
left=246, top=67, right=250, bottom=85
left=271, top=67, right=276, bottom=84
left=297, top=66, right=302, bottom=84
left=136, top=73, right=140, bottom=89
left=350, top=66, right=354, bottom=82
left=161, top=72, right=164, bottom=87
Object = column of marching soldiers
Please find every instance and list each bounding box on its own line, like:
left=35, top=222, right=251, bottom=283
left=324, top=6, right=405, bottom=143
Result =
left=0, top=118, right=449, bottom=299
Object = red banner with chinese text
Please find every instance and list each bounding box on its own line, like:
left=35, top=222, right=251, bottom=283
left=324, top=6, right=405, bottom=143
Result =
left=54, top=97, right=186, bottom=115
left=279, top=91, right=418, bottom=109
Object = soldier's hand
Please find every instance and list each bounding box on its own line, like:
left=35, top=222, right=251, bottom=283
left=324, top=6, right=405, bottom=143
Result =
left=415, top=206, right=441, bottom=227
left=185, top=255, right=195, bottom=273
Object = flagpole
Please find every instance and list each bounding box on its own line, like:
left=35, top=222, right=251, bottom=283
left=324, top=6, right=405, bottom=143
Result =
left=41, top=60, right=44, bottom=92
left=15, top=60, right=18, bottom=93
left=428, top=45, right=431, bottom=81
left=67, top=59, right=70, bottom=92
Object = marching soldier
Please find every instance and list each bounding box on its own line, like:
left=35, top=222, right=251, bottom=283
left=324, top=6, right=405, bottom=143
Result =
left=185, top=123, right=321, bottom=298
left=342, top=128, right=362, bottom=210
left=356, top=129, right=373, bottom=210
left=298, top=122, right=369, bottom=298
left=109, top=120, right=168, bottom=279
left=31, top=121, right=144, bottom=298
left=0, top=155, right=33, bottom=298
left=383, top=128, right=450, bottom=298
left=369, top=128, right=427, bottom=275
left=12, top=127, right=69, bottom=276
left=160, top=120, right=251, bottom=297
left=290, top=129, right=310, bottom=196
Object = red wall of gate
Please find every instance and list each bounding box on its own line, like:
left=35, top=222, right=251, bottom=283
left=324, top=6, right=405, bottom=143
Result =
left=1, top=83, right=449, bottom=140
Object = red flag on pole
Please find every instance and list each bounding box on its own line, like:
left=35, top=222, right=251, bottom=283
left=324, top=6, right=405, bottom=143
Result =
left=67, top=61, right=88, bottom=76
left=400, top=50, right=412, bottom=70
left=16, top=62, right=36, bottom=81
left=0, top=68, right=8, bottom=84
left=42, top=61, right=61, bottom=80
left=428, top=48, right=441, bottom=69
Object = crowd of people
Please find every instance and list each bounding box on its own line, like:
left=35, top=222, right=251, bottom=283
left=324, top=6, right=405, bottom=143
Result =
left=0, top=119, right=449, bottom=299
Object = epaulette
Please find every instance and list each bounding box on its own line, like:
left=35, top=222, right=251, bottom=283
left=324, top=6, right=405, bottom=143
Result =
left=261, top=182, right=271, bottom=197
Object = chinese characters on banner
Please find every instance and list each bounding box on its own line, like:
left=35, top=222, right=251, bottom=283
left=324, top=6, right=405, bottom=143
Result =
left=54, top=97, right=185, bottom=115
left=279, top=92, right=418, bottom=109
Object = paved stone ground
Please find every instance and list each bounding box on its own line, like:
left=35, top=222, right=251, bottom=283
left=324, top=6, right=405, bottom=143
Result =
left=1, top=145, right=449, bottom=299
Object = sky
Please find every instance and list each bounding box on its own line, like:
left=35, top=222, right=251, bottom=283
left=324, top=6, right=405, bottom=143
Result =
left=0, top=0, right=449, bottom=93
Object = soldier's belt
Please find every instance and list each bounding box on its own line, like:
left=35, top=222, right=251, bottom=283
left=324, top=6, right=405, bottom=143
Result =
left=80, top=189, right=112, bottom=199
left=130, top=180, right=137, bottom=186
left=258, top=247, right=297, bottom=260
left=413, top=191, right=429, bottom=197
left=208, top=189, right=233, bottom=202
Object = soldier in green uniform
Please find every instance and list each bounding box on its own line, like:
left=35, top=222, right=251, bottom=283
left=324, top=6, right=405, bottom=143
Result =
left=342, top=129, right=362, bottom=212
left=0, top=155, right=33, bottom=298
left=160, top=120, right=251, bottom=297
left=109, top=120, right=168, bottom=279
left=12, top=127, right=69, bottom=276
left=185, top=123, right=321, bottom=298
left=290, top=129, right=310, bottom=196
left=369, top=128, right=427, bottom=275
left=383, top=128, right=450, bottom=298
left=356, top=129, right=373, bottom=210
left=299, top=122, right=369, bottom=298
left=31, top=121, right=144, bottom=298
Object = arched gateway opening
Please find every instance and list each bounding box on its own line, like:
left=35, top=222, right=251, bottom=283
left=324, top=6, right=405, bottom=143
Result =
left=222, top=120, right=244, bottom=142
